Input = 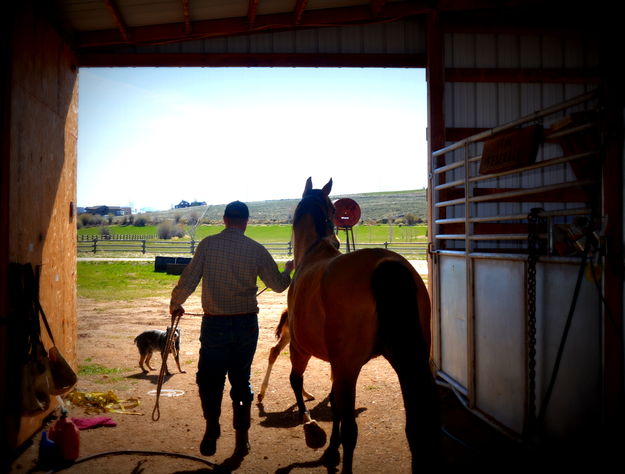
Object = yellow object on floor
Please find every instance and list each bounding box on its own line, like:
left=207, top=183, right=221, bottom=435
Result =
left=65, top=390, right=142, bottom=415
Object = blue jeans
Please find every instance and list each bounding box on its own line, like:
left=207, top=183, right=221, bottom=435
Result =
left=196, top=313, right=259, bottom=422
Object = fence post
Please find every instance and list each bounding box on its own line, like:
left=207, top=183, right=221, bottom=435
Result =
left=92, top=237, right=97, bottom=254
left=384, top=241, right=389, bottom=249
left=288, top=241, right=292, bottom=256
left=190, top=240, right=195, bottom=254
left=142, top=240, right=146, bottom=254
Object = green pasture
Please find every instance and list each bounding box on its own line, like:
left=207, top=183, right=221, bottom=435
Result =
left=77, top=261, right=178, bottom=300
left=78, top=223, right=427, bottom=243
left=77, top=261, right=291, bottom=301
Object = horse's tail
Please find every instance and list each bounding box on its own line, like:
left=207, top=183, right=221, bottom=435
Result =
left=371, top=260, right=440, bottom=462
left=275, top=308, right=289, bottom=340
left=371, top=260, right=426, bottom=353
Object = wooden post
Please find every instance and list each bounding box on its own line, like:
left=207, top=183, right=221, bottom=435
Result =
left=426, top=8, right=446, bottom=383
left=601, top=83, right=624, bottom=433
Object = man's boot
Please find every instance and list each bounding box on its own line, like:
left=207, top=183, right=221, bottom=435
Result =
left=232, top=401, right=251, bottom=456
left=200, top=417, right=220, bottom=456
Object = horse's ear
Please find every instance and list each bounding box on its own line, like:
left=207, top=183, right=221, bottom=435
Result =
left=303, top=177, right=313, bottom=197
left=322, top=178, right=333, bottom=196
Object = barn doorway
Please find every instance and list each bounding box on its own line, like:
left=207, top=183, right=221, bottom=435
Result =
left=77, top=67, right=428, bottom=213
left=67, top=67, right=444, bottom=472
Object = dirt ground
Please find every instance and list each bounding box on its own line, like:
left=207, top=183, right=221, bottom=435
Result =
left=11, top=275, right=525, bottom=473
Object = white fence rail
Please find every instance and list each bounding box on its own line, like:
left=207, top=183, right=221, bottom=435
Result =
left=77, top=238, right=428, bottom=259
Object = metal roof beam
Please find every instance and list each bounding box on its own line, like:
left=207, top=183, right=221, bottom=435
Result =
left=182, top=0, right=191, bottom=34
left=102, top=0, right=129, bottom=41
left=371, top=0, right=387, bottom=17
left=248, top=0, right=259, bottom=29
left=78, top=52, right=426, bottom=68
left=294, top=0, right=308, bottom=25
left=446, top=67, right=601, bottom=84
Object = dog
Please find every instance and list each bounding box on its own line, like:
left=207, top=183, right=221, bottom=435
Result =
left=134, top=327, right=186, bottom=375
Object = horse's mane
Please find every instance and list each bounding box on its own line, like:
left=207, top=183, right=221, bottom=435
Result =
left=293, top=191, right=334, bottom=238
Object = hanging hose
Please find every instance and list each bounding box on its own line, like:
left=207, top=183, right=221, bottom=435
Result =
left=536, top=239, right=591, bottom=428
left=48, top=449, right=217, bottom=472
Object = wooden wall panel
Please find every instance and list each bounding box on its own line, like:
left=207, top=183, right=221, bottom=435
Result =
left=4, top=3, right=78, bottom=450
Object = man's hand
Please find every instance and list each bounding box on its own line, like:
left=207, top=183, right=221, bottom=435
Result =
left=284, top=260, right=294, bottom=273
left=170, top=304, right=184, bottom=325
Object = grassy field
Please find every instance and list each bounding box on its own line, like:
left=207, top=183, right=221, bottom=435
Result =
left=77, top=261, right=291, bottom=301
left=77, top=261, right=178, bottom=300
left=77, top=259, right=428, bottom=302
left=78, top=223, right=427, bottom=243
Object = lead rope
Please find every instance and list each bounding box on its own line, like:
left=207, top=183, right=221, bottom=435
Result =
left=151, top=286, right=269, bottom=421
left=152, top=311, right=183, bottom=422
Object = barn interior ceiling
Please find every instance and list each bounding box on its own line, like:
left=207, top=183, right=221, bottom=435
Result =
left=53, top=0, right=430, bottom=51
left=50, top=0, right=595, bottom=57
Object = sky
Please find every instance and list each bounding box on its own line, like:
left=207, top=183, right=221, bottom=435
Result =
left=77, top=67, right=428, bottom=212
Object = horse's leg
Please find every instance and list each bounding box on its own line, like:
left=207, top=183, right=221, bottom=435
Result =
left=302, top=386, right=314, bottom=400
left=289, top=343, right=326, bottom=449
left=384, top=344, right=440, bottom=471
left=257, top=335, right=288, bottom=403
left=330, top=371, right=359, bottom=474
left=320, top=389, right=341, bottom=468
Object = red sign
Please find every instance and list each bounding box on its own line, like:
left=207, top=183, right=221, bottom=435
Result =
left=333, top=198, right=361, bottom=227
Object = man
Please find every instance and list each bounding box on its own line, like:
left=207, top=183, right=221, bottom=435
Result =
left=169, top=200, right=294, bottom=457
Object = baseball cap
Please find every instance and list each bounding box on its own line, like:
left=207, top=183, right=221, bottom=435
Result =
left=224, top=200, right=249, bottom=219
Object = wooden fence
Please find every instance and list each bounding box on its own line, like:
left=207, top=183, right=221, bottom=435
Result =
left=77, top=238, right=428, bottom=259
left=78, top=233, right=157, bottom=241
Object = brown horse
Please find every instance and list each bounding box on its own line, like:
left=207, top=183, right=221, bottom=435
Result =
left=287, top=177, right=439, bottom=473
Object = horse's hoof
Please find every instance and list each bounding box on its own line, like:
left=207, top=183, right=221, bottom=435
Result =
left=304, top=421, right=327, bottom=449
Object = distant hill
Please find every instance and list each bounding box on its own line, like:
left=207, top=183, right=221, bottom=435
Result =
left=145, top=189, right=427, bottom=224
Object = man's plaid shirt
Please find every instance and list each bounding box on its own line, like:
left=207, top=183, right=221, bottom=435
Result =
left=170, top=227, right=291, bottom=315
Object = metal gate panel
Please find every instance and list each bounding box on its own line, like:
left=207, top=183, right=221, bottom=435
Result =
left=438, top=254, right=468, bottom=388
left=535, top=261, right=601, bottom=438
left=431, top=88, right=603, bottom=438
left=474, top=258, right=526, bottom=434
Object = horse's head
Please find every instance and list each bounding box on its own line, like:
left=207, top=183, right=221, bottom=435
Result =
left=294, top=177, right=336, bottom=239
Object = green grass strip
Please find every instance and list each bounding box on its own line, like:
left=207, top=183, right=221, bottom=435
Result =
left=77, top=261, right=290, bottom=301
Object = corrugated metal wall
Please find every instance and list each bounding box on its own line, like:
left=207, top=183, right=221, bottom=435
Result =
left=441, top=31, right=599, bottom=249
left=433, top=29, right=603, bottom=439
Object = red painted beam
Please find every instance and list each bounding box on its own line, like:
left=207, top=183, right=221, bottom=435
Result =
left=78, top=52, right=426, bottom=68
left=371, top=0, right=387, bottom=17
left=247, top=0, right=259, bottom=29
left=294, top=0, right=308, bottom=25
left=102, top=0, right=129, bottom=41
left=446, top=67, right=601, bottom=84
left=182, top=0, right=191, bottom=34
left=426, top=10, right=447, bottom=254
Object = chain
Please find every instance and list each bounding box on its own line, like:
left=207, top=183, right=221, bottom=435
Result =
left=525, top=207, right=543, bottom=438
